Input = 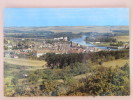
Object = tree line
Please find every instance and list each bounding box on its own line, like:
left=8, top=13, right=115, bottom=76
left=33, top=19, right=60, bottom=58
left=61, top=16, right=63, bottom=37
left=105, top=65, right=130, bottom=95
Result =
left=85, top=36, right=117, bottom=42
left=40, top=50, right=129, bottom=69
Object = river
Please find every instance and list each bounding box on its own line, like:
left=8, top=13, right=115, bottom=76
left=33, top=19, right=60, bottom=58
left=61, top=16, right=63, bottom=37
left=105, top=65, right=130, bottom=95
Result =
left=70, top=35, right=118, bottom=50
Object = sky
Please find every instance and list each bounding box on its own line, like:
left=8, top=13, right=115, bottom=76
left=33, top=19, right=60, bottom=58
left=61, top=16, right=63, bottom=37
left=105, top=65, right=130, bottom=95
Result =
left=4, top=8, right=129, bottom=27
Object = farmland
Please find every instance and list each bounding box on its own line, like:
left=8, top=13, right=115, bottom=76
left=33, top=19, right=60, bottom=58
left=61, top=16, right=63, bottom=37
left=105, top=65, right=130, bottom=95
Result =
left=4, top=58, right=46, bottom=67
left=102, top=59, right=129, bottom=68
left=115, top=36, right=129, bottom=42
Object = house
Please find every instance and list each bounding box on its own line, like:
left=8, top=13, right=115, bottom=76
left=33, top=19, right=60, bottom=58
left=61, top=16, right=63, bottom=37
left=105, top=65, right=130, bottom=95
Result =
left=36, top=49, right=54, bottom=57
left=36, top=48, right=67, bottom=57
left=64, top=37, right=68, bottom=41
left=4, top=50, right=15, bottom=58
left=67, top=48, right=84, bottom=53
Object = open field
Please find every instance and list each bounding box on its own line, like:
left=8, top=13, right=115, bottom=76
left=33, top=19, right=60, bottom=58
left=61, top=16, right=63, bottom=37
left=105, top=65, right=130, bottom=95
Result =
left=4, top=58, right=46, bottom=67
left=102, top=59, right=129, bottom=68
left=92, top=42, right=110, bottom=46
left=115, top=36, right=129, bottom=42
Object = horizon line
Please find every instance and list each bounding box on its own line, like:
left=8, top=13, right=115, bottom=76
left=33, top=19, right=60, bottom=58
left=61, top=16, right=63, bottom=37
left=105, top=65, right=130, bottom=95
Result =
left=4, top=25, right=129, bottom=27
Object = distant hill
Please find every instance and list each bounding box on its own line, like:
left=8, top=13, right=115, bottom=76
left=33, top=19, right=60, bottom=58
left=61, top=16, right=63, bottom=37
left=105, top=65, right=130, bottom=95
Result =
left=4, top=26, right=129, bottom=34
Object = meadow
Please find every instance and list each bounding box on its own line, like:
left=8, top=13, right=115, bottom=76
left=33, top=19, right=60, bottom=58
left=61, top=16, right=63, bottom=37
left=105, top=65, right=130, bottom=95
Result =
left=4, top=58, right=46, bottom=67
left=115, top=36, right=129, bottom=42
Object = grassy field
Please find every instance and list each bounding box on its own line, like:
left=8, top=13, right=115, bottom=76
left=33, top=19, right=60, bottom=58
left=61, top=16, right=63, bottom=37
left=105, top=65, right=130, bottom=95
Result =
left=92, top=42, right=110, bottom=46
left=4, top=58, right=46, bottom=67
left=4, top=58, right=47, bottom=91
left=115, top=36, right=129, bottom=42
left=102, top=59, right=129, bottom=68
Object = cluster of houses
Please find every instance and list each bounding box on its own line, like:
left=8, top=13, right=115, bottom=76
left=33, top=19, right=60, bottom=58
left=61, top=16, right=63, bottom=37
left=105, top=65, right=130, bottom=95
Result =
left=4, top=49, right=35, bottom=58
left=4, top=36, right=120, bottom=59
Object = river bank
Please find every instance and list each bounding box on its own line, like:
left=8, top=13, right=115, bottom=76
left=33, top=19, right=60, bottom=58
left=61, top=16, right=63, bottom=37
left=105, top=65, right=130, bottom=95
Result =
left=70, top=35, right=118, bottom=50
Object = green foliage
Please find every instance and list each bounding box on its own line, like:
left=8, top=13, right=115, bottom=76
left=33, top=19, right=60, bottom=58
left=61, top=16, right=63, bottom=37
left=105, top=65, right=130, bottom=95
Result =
left=85, top=36, right=117, bottom=42
left=39, top=80, right=61, bottom=96
left=11, top=78, right=18, bottom=85
left=69, top=62, right=89, bottom=75
left=44, top=53, right=84, bottom=69
left=42, top=50, right=129, bottom=69
left=28, top=73, right=39, bottom=84
left=4, top=50, right=129, bottom=96
left=67, top=64, right=130, bottom=96
left=110, top=41, right=124, bottom=46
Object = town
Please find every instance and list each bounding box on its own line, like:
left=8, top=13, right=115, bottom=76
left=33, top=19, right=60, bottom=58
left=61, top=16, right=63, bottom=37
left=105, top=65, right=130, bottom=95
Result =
left=4, top=33, right=129, bottom=60
left=4, top=36, right=103, bottom=59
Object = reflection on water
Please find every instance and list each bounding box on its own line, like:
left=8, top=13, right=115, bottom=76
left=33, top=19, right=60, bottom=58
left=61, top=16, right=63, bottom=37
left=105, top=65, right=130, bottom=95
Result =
left=70, top=35, right=117, bottom=50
